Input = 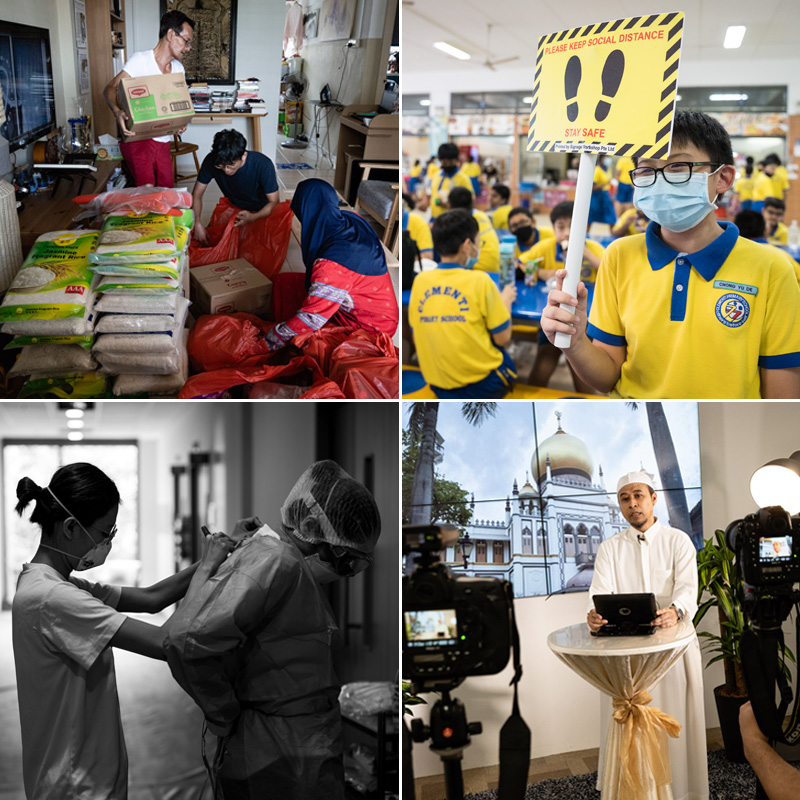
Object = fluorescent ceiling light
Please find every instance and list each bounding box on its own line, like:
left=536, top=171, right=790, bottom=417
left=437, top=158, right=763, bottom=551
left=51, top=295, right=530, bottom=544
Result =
left=419, top=99, right=431, bottom=106
left=433, top=41, right=471, bottom=60
left=709, top=93, right=748, bottom=102
left=523, top=96, right=533, bottom=104
left=723, top=26, right=746, bottom=49
left=67, top=419, right=84, bottom=429
left=65, top=409, right=84, bottom=419
left=67, top=431, right=84, bottom=442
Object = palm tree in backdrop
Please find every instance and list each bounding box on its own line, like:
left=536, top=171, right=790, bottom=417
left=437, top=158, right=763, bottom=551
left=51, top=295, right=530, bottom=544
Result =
left=626, top=401, right=696, bottom=544
left=406, top=402, right=498, bottom=524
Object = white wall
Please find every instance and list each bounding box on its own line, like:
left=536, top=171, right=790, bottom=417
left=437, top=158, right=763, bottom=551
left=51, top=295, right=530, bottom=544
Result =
left=410, top=401, right=800, bottom=777
left=127, top=0, right=283, bottom=164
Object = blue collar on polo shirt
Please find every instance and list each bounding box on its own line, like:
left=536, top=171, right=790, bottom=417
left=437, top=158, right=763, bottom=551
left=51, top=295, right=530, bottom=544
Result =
left=644, top=220, right=740, bottom=322
left=437, top=261, right=466, bottom=269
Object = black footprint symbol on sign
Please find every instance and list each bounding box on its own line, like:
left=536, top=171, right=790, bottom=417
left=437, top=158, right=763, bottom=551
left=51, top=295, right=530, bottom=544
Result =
left=595, top=49, right=625, bottom=122
left=564, top=55, right=581, bottom=122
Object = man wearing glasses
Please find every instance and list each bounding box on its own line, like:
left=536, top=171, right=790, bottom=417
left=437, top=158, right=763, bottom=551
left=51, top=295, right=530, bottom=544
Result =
left=103, top=11, right=195, bottom=187
left=541, top=109, right=800, bottom=398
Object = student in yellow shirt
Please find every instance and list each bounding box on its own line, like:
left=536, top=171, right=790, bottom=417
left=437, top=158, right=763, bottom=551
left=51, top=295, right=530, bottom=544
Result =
left=762, top=197, right=789, bottom=245
left=752, top=161, right=777, bottom=212
left=588, top=156, right=617, bottom=234
left=520, top=201, right=603, bottom=392
left=735, top=162, right=755, bottom=210
left=611, top=207, right=650, bottom=237
left=409, top=209, right=517, bottom=398
left=766, top=154, right=790, bottom=199
left=461, top=155, right=482, bottom=194
left=541, top=110, right=800, bottom=399
left=402, top=193, right=433, bottom=259
left=614, top=155, right=636, bottom=216
left=507, top=206, right=555, bottom=264
left=490, top=184, right=513, bottom=232
left=407, top=159, right=423, bottom=194
left=448, top=186, right=500, bottom=272
left=428, top=142, right=473, bottom=218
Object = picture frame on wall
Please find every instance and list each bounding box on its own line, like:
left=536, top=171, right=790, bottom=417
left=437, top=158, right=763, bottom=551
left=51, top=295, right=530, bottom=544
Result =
left=160, top=0, right=237, bottom=85
left=319, top=0, right=356, bottom=42
left=74, top=0, right=87, bottom=48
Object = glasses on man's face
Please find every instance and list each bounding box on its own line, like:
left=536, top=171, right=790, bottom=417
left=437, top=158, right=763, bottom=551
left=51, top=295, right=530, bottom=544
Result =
left=629, top=161, right=722, bottom=188
left=101, top=524, right=118, bottom=542
left=175, top=32, right=193, bottom=49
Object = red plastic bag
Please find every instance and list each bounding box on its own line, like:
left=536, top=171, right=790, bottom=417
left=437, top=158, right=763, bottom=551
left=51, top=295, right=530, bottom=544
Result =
left=272, top=272, right=307, bottom=323
left=178, top=355, right=332, bottom=399
left=188, top=198, right=293, bottom=280
left=73, top=186, right=192, bottom=217
left=293, top=326, right=352, bottom=374
left=187, top=313, right=272, bottom=372
left=327, top=330, right=399, bottom=398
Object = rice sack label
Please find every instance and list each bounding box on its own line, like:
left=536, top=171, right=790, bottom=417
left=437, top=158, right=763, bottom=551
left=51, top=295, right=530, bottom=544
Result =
left=89, top=257, right=182, bottom=282
left=94, top=212, right=177, bottom=258
left=174, top=224, right=191, bottom=252
left=0, top=231, right=98, bottom=322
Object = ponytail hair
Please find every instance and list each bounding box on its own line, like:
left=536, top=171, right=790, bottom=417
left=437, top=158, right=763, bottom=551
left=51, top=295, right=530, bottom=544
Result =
left=16, top=463, right=120, bottom=536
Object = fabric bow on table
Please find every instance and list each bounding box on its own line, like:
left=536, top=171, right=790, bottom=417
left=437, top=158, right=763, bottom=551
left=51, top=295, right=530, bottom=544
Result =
left=612, top=690, right=682, bottom=800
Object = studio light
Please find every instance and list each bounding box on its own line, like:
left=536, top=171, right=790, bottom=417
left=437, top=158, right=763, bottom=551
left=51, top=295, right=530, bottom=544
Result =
left=750, top=450, right=800, bottom=514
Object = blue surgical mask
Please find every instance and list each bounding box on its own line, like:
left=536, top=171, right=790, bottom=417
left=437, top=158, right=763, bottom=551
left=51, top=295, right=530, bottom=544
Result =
left=633, top=169, right=721, bottom=233
left=464, top=256, right=478, bottom=269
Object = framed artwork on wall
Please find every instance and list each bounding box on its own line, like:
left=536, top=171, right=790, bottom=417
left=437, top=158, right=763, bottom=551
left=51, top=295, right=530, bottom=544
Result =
left=319, top=0, right=356, bottom=42
left=161, top=0, right=237, bottom=84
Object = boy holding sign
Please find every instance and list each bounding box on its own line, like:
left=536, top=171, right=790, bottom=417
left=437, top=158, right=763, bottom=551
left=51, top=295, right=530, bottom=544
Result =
left=540, top=110, right=800, bottom=398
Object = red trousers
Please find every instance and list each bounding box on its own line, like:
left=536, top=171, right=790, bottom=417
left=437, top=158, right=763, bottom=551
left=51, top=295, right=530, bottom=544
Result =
left=120, top=138, right=173, bottom=187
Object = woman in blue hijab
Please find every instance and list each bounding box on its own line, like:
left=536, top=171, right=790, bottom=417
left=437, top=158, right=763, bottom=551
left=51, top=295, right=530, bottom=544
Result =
left=266, top=179, right=399, bottom=350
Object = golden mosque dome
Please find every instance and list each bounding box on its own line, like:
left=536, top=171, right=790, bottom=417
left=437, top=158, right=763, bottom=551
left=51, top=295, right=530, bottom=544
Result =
left=519, top=472, right=537, bottom=498
left=532, top=412, right=594, bottom=484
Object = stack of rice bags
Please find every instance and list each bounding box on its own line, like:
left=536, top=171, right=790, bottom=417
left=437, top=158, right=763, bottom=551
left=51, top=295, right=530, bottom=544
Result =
left=0, top=230, right=106, bottom=398
left=89, top=207, right=193, bottom=396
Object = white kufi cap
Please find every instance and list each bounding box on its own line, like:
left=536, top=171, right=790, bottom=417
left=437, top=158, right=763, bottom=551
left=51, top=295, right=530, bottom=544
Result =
left=617, top=470, right=656, bottom=493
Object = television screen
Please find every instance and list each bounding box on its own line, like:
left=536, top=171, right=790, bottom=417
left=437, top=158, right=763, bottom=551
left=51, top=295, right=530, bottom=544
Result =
left=0, top=21, right=57, bottom=152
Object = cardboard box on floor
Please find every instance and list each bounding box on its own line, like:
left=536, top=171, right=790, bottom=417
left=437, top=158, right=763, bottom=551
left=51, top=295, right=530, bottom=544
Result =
left=118, top=73, right=194, bottom=143
left=190, top=258, right=272, bottom=317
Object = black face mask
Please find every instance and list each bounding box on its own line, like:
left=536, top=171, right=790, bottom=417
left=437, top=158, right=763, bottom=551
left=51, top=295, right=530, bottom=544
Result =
left=513, top=225, right=534, bottom=244
left=442, top=165, right=459, bottom=177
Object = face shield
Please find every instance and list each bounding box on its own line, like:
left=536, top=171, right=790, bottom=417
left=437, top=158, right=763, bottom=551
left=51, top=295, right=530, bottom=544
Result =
left=280, top=461, right=381, bottom=570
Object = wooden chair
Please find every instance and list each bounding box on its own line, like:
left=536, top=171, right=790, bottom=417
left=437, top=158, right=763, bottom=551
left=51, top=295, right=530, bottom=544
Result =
left=354, top=162, right=400, bottom=252
left=170, top=134, right=200, bottom=184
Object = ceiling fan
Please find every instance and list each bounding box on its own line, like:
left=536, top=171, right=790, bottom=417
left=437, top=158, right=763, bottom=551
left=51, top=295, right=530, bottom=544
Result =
left=482, top=23, right=519, bottom=70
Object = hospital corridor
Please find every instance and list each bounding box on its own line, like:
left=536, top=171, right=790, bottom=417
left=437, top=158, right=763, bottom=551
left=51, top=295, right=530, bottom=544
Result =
left=0, top=402, right=399, bottom=800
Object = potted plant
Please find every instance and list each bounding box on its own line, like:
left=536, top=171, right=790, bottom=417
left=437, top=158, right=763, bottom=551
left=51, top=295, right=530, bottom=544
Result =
left=694, top=528, right=795, bottom=762
left=694, top=529, right=749, bottom=762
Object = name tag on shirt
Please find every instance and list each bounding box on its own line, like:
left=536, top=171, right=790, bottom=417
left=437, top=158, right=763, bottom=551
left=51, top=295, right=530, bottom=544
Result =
left=713, top=280, right=758, bottom=296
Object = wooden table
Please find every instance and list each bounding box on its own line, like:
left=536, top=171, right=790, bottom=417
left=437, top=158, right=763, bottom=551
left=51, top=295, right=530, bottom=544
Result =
left=16, top=160, right=118, bottom=252
left=190, top=112, right=267, bottom=153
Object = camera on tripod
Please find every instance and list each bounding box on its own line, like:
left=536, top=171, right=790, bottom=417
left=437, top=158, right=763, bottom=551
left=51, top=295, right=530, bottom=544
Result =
left=403, top=524, right=513, bottom=688
left=725, top=506, right=800, bottom=590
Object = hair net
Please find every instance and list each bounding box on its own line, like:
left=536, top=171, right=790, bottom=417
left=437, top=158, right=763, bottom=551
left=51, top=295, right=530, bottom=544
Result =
left=281, top=460, right=381, bottom=557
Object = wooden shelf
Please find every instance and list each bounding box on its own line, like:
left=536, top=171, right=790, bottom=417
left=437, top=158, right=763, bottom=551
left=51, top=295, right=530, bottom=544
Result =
left=110, top=12, right=124, bottom=22
left=86, top=0, right=127, bottom=138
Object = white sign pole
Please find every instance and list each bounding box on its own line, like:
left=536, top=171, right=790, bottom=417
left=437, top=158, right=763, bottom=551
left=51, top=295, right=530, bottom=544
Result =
left=554, top=150, right=597, bottom=349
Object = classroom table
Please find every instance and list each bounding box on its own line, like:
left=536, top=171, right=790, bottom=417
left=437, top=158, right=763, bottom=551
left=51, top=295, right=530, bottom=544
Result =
left=547, top=621, right=697, bottom=800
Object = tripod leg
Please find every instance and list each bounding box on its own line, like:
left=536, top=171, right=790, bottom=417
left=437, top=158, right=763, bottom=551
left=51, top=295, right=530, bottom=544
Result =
left=442, top=754, right=465, bottom=800
left=403, top=720, right=416, bottom=800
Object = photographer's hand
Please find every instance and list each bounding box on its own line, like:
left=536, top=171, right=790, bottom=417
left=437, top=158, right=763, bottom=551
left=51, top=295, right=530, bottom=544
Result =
left=587, top=609, right=607, bottom=632
left=652, top=607, right=678, bottom=628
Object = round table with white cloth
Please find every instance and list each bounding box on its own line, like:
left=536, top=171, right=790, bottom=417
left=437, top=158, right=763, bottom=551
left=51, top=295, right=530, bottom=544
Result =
left=547, top=621, right=697, bottom=800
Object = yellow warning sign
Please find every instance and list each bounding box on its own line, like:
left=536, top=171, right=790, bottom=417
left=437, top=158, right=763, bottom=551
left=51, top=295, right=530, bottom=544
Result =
left=527, top=12, right=684, bottom=159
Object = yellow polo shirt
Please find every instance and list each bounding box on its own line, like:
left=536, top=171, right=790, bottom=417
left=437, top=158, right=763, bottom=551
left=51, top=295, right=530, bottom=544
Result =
left=593, top=165, right=611, bottom=189
left=461, top=162, right=481, bottom=179
left=773, top=165, right=790, bottom=196
left=473, top=209, right=500, bottom=272
left=766, top=221, right=788, bottom=246
left=492, top=204, right=513, bottom=231
left=404, top=210, right=433, bottom=253
left=430, top=168, right=474, bottom=217
left=519, top=237, right=604, bottom=283
left=587, top=222, right=800, bottom=398
left=735, top=175, right=754, bottom=201
left=616, top=156, right=635, bottom=185
left=613, top=208, right=642, bottom=236
left=409, top=265, right=510, bottom=389
left=753, top=172, right=776, bottom=202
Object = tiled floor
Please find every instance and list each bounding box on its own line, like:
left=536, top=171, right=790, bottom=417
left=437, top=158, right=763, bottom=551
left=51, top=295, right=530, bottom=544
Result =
left=413, top=728, right=726, bottom=799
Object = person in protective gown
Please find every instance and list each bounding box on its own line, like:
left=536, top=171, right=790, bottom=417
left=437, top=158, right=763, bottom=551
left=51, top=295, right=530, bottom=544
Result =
left=164, top=460, right=381, bottom=800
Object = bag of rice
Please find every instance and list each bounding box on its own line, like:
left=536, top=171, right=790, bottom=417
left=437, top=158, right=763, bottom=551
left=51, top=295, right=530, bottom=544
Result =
left=95, top=295, right=189, bottom=334
left=94, top=294, right=178, bottom=314
left=5, top=335, right=94, bottom=350
left=0, top=231, right=98, bottom=323
left=92, top=212, right=176, bottom=259
left=18, top=372, right=108, bottom=399
left=1, top=302, right=96, bottom=335
left=96, top=348, right=181, bottom=375
left=175, top=224, right=190, bottom=252
left=89, top=257, right=182, bottom=280
left=8, top=344, right=98, bottom=378
left=112, top=330, right=188, bottom=396
left=94, top=332, right=178, bottom=355
left=96, top=275, right=180, bottom=294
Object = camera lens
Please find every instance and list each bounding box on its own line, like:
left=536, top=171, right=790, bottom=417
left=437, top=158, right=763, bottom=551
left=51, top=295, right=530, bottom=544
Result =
left=724, top=520, right=742, bottom=552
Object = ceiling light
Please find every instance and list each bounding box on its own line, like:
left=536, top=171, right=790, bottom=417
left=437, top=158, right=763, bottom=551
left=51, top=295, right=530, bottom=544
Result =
left=750, top=451, right=800, bottom=514
left=523, top=96, right=533, bottom=104
left=709, top=93, right=748, bottom=102
left=67, top=419, right=85, bottom=429
left=419, top=99, right=431, bottom=106
left=675, top=94, right=682, bottom=102
left=433, top=41, right=471, bottom=60
left=723, top=26, right=746, bottom=49
left=65, top=409, right=84, bottom=419
left=67, top=431, right=84, bottom=442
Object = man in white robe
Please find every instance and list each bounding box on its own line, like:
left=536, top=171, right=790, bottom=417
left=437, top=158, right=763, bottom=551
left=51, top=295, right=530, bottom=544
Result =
left=587, top=470, right=709, bottom=800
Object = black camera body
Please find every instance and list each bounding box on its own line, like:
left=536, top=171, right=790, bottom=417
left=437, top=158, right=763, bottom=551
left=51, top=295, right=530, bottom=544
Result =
left=725, top=506, right=800, bottom=589
left=403, top=525, right=512, bottom=687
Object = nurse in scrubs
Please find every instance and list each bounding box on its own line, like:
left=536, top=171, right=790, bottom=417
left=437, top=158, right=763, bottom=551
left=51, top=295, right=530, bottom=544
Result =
left=12, top=462, right=234, bottom=800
